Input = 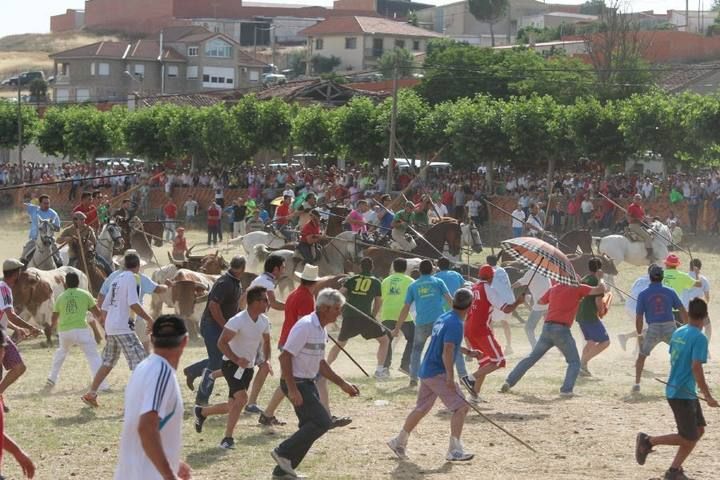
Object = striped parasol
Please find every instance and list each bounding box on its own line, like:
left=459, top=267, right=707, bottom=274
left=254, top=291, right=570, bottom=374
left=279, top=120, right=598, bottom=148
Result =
left=500, top=236, right=579, bottom=286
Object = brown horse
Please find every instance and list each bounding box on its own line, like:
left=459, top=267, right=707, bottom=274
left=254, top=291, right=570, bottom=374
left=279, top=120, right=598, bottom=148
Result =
left=325, top=206, right=350, bottom=237
left=558, top=230, right=593, bottom=255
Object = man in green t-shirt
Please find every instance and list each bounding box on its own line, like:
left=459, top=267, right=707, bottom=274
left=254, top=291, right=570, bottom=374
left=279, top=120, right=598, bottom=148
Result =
left=381, top=258, right=415, bottom=376
left=327, top=257, right=390, bottom=380
left=576, top=258, right=610, bottom=377
left=391, top=202, right=417, bottom=251
left=663, top=254, right=701, bottom=324
left=46, top=271, right=108, bottom=391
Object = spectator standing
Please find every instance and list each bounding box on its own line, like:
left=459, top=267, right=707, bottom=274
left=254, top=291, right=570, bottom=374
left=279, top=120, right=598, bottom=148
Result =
left=511, top=203, right=525, bottom=238
left=163, top=198, right=178, bottom=242
left=207, top=203, right=221, bottom=246
left=183, top=195, right=198, bottom=227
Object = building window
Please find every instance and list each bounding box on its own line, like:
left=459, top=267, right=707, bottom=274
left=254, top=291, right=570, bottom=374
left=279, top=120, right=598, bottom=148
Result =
left=249, top=70, right=259, bottom=82
left=167, top=65, right=178, bottom=77
left=76, top=88, right=90, bottom=102
left=202, top=66, right=235, bottom=88
left=187, top=66, right=199, bottom=79
left=134, top=64, right=144, bottom=76
left=345, top=37, right=357, bottom=49
left=315, top=38, right=323, bottom=50
left=413, top=40, right=420, bottom=51
left=187, top=46, right=198, bottom=56
left=98, top=63, right=110, bottom=76
left=56, top=89, right=69, bottom=103
left=395, top=39, right=405, bottom=49
left=90, top=62, right=95, bottom=76
left=205, top=39, right=232, bottom=58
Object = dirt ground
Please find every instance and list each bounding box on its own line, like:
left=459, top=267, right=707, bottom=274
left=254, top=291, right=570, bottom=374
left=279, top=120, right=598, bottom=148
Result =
left=0, top=216, right=718, bottom=480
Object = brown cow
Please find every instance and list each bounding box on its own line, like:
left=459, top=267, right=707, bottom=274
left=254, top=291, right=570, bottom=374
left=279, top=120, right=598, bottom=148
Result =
left=11, top=269, right=54, bottom=346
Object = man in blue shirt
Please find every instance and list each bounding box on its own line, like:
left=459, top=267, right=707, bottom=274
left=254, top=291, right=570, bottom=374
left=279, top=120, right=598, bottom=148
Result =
left=21, top=194, right=61, bottom=263
left=393, top=260, right=453, bottom=387
left=387, top=288, right=478, bottom=462
left=635, top=298, right=718, bottom=480
left=634, top=264, right=687, bottom=394
left=434, top=257, right=470, bottom=383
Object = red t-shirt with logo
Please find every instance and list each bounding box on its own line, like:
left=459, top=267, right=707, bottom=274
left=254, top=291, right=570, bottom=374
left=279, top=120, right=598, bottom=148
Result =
left=279, top=285, right=315, bottom=347
left=300, top=220, right=320, bottom=243
left=539, top=284, right=592, bottom=326
left=467, top=282, right=493, bottom=336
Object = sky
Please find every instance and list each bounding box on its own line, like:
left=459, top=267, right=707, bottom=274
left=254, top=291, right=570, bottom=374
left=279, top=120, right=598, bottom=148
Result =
left=0, top=0, right=699, bottom=38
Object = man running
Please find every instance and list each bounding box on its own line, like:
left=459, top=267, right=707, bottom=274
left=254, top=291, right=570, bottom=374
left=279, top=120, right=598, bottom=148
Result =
left=683, top=258, right=711, bottom=343
left=662, top=254, right=701, bottom=324
left=434, top=257, right=471, bottom=383
left=387, top=288, right=477, bottom=462
left=193, top=286, right=271, bottom=449
left=635, top=298, right=718, bottom=480
left=381, top=259, right=414, bottom=376
left=618, top=274, right=652, bottom=352
left=512, top=261, right=551, bottom=348
left=501, top=274, right=606, bottom=396
left=576, top=258, right=611, bottom=377
left=114, top=315, right=191, bottom=480
left=327, top=258, right=389, bottom=380
left=633, top=265, right=687, bottom=394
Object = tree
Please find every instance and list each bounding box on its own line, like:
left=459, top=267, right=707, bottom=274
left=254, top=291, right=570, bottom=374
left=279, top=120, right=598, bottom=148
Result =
left=123, top=104, right=175, bottom=162
left=407, top=11, right=419, bottom=27
left=377, top=89, right=429, bottom=162
left=199, top=104, right=249, bottom=165
left=580, top=0, right=606, bottom=15
left=166, top=106, right=204, bottom=170
left=63, top=106, right=113, bottom=162
left=256, top=97, right=293, bottom=153
left=0, top=101, right=37, bottom=150
left=467, top=0, right=509, bottom=47
left=378, top=48, right=415, bottom=79
left=568, top=97, right=631, bottom=171
left=35, top=106, right=69, bottom=158
left=28, top=79, right=48, bottom=103
left=292, top=105, right=336, bottom=161
left=416, top=100, right=455, bottom=162
left=287, top=50, right=307, bottom=77
left=334, top=96, right=384, bottom=165
left=310, top=55, right=341, bottom=74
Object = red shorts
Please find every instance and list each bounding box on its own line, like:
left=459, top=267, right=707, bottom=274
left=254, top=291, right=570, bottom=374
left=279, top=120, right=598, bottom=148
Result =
left=465, top=331, right=505, bottom=368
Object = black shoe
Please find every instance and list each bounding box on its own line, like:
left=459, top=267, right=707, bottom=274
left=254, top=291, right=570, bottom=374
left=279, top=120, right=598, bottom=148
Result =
left=409, top=379, right=418, bottom=388
left=663, top=467, right=689, bottom=480
left=219, top=437, right=235, bottom=449
left=259, top=413, right=287, bottom=426
left=635, top=432, right=653, bottom=465
left=328, top=415, right=352, bottom=430
left=460, top=375, right=477, bottom=398
left=194, top=406, right=206, bottom=433
left=183, top=367, right=197, bottom=392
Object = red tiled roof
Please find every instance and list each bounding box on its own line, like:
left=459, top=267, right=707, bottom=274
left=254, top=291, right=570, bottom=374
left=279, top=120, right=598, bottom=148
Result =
left=50, top=41, right=129, bottom=59
left=51, top=40, right=185, bottom=62
left=161, top=25, right=209, bottom=42
left=299, top=16, right=443, bottom=38
left=128, top=39, right=186, bottom=62
left=142, top=93, right=222, bottom=107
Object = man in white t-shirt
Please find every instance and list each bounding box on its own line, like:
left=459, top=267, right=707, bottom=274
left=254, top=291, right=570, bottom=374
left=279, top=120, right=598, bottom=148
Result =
left=488, top=256, right=516, bottom=354
left=244, top=255, right=285, bottom=415
left=683, top=258, right=712, bottom=342
left=193, top=286, right=271, bottom=449
left=114, top=314, right=191, bottom=480
left=82, top=253, right=154, bottom=408
left=511, top=204, right=525, bottom=238
left=183, top=195, right=199, bottom=227
left=465, top=198, right=482, bottom=225
left=513, top=267, right=552, bottom=348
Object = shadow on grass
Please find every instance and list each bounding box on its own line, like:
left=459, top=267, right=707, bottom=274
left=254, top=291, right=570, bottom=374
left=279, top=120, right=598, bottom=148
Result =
left=622, top=393, right=665, bottom=404
left=506, top=392, right=554, bottom=405
left=389, top=459, right=455, bottom=479
left=185, top=446, right=233, bottom=469
left=466, top=412, right=549, bottom=424
left=51, top=409, right=122, bottom=426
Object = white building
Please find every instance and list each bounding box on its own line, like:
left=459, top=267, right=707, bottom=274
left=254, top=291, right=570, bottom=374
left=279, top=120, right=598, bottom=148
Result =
left=518, top=12, right=598, bottom=30
left=668, top=10, right=720, bottom=34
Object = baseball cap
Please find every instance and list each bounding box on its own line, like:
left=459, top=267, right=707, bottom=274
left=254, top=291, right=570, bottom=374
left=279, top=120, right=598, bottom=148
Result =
left=2, top=259, right=23, bottom=271
left=664, top=254, right=680, bottom=267
left=648, top=264, right=664, bottom=281
left=152, top=315, right=188, bottom=340
left=479, top=264, right=495, bottom=280
left=453, top=288, right=473, bottom=310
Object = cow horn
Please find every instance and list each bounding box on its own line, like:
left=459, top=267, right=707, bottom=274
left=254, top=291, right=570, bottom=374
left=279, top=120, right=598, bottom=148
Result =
left=194, top=293, right=209, bottom=304
left=187, top=244, right=196, bottom=256
left=167, top=252, right=185, bottom=266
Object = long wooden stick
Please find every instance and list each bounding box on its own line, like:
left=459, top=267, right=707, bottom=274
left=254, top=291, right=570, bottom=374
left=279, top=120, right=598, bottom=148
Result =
left=342, top=302, right=392, bottom=334
left=327, top=333, right=369, bottom=377
left=654, top=377, right=708, bottom=403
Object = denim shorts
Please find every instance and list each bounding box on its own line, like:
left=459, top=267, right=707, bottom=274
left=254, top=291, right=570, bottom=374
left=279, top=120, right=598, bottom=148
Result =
left=579, top=321, right=609, bottom=343
left=640, top=321, right=676, bottom=356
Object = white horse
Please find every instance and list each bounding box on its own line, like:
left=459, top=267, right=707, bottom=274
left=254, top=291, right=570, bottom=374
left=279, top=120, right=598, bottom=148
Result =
left=253, top=245, right=296, bottom=297
left=230, top=231, right=289, bottom=269
left=28, top=218, right=58, bottom=270
left=597, top=221, right=672, bottom=268
left=96, top=221, right=125, bottom=269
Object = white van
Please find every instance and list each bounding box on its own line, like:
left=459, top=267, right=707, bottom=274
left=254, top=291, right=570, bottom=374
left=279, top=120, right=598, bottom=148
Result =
left=383, top=158, right=452, bottom=174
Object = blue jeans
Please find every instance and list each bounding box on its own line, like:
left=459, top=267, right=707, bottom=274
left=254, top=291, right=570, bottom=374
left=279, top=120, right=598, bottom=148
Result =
left=410, top=322, right=434, bottom=381
left=505, top=323, right=580, bottom=394
left=274, top=380, right=331, bottom=476
left=186, top=318, right=224, bottom=405
left=524, top=310, right=547, bottom=348
left=455, top=347, right=468, bottom=378
left=513, top=227, right=523, bottom=237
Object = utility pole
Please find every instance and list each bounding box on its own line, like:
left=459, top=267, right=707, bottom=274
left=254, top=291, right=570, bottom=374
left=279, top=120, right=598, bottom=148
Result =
left=16, top=79, right=23, bottom=175
left=385, top=62, right=398, bottom=193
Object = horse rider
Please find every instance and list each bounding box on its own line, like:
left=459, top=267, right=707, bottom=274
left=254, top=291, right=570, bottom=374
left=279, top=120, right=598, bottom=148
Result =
left=58, top=212, right=112, bottom=275
left=375, top=194, right=395, bottom=239
left=274, top=195, right=295, bottom=241
left=392, top=201, right=417, bottom=251
left=297, top=209, right=323, bottom=265
left=72, top=191, right=99, bottom=231
left=526, top=203, right=545, bottom=238
left=627, top=193, right=654, bottom=261
left=21, top=194, right=61, bottom=265
left=296, top=193, right=318, bottom=228
left=413, top=196, right=432, bottom=230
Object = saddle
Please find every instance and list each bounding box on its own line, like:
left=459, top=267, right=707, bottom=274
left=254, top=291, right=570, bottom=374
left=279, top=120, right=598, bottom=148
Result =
left=623, top=227, right=646, bottom=243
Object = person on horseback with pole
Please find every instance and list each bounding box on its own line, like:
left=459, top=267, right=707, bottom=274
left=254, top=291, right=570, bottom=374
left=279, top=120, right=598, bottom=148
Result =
left=21, top=194, right=61, bottom=265
left=392, top=202, right=418, bottom=251
left=297, top=209, right=323, bottom=265
left=628, top=194, right=655, bottom=261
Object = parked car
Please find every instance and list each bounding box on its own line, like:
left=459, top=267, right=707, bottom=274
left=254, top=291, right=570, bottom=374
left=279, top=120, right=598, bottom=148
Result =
left=8, top=71, right=45, bottom=86
left=262, top=73, right=287, bottom=86
left=1, top=76, right=17, bottom=86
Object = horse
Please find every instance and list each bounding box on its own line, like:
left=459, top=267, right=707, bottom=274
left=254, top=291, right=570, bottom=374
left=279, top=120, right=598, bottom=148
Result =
left=413, top=219, right=463, bottom=259
left=461, top=222, right=484, bottom=254
left=597, top=221, right=672, bottom=268
left=96, top=221, right=125, bottom=270
left=230, top=230, right=289, bottom=269
left=557, top=229, right=593, bottom=255
left=127, top=217, right=155, bottom=263
left=325, top=206, right=350, bottom=237
left=27, top=218, right=58, bottom=270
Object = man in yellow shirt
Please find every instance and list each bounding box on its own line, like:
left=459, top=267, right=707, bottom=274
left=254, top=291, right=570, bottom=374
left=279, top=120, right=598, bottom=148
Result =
left=380, top=258, right=414, bottom=376
left=663, top=254, right=701, bottom=324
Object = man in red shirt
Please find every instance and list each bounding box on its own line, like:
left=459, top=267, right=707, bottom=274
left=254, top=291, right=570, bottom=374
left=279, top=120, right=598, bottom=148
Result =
left=274, top=195, right=294, bottom=241
left=627, top=193, right=654, bottom=260
left=72, top=192, right=99, bottom=230
left=163, top=198, right=178, bottom=242
left=207, top=202, right=221, bottom=246
left=462, top=265, right=522, bottom=402
left=257, top=265, right=319, bottom=427
left=501, top=269, right=607, bottom=397
left=297, top=209, right=322, bottom=264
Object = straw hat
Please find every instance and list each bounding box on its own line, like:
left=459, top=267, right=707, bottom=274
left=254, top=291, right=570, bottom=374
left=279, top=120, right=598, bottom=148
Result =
left=295, top=264, right=320, bottom=281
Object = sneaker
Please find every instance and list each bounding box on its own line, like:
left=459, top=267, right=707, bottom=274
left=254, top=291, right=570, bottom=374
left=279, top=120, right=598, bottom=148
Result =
left=219, top=437, right=235, bottom=449
left=408, top=379, right=418, bottom=388
left=505, top=346, right=513, bottom=355
left=329, top=415, right=352, bottom=430
left=499, top=382, right=511, bottom=393
left=81, top=392, right=99, bottom=408
left=579, top=366, right=592, bottom=377
left=244, top=404, right=263, bottom=414
left=617, top=334, right=628, bottom=352
left=469, top=395, right=488, bottom=405
left=631, top=384, right=641, bottom=394
left=398, top=367, right=410, bottom=377
left=460, top=376, right=477, bottom=398
left=374, top=368, right=390, bottom=381
left=194, top=406, right=206, bottom=433
left=387, top=437, right=408, bottom=460
left=259, top=413, right=287, bottom=426
left=183, top=367, right=197, bottom=391
left=663, top=467, right=689, bottom=480
left=271, top=449, right=297, bottom=477
left=446, top=450, right=474, bottom=461
left=635, top=432, right=654, bottom=466
left=559, top=391, right=576, bottom=398
left=44, top=379, right=55, bottom=391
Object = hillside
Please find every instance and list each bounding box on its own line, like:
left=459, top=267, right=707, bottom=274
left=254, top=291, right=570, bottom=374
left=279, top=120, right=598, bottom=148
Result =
left=0, top=31, right=122, bottom=80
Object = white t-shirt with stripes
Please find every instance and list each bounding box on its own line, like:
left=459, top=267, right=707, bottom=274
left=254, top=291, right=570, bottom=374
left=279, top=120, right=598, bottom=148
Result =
left=115, top=354, right=183, bottom=480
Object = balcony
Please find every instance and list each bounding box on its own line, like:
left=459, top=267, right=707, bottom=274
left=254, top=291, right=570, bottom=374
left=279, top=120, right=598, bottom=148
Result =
left=54, top=74, right=71, bottom=85
left=364, top=48, right=384, bottom=59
